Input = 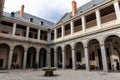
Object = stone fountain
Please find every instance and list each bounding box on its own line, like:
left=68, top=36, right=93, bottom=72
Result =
left=42, top=65, right=56, bottom=76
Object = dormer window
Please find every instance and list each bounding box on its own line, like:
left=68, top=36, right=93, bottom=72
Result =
left=41, top=21, right=44, bottom=25
left=29, top=18, right=33, bottom=22
left=11, top=12, right=15, bottom=17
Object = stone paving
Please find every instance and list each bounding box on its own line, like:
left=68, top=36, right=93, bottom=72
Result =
left=0, top=69, right=120, bottom=80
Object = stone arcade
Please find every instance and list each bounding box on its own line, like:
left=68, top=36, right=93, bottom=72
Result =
left=0, top=0, right=120, bottom=72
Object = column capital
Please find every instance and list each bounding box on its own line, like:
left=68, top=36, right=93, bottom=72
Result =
left=100, top=43, right=105, bottom=46
left=81, top=15, right=85, bottom=18
left=72, top=48, right=75, bottom=50
left=114, top=0, right=118, bottom=2
left=36, top=52, right=39, bottom=55
left=36, top=48, right=40, bottom=53
left=24, top=48, right=28, bottom=52
left=62, top=50, right=65, bottom=52
left=10, top=46, right=14, bottom=51
left=54, top=50, right=57, bottom=53
left=84, top=46, right=88, bottom=48
left=95, top=8, right=100, bottom=11
left=61, top=25, right=64, bottom=28
left=13, top=22, right=17, bottom=25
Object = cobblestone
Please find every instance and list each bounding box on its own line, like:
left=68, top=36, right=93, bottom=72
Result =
left=0, top=69, right=120, bottom=80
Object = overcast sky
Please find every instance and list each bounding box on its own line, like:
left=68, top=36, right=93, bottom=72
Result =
left=4, top=0, right=91, bottom=23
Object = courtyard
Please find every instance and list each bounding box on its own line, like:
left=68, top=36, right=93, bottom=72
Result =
left=0, top=69, right=120, bottom=80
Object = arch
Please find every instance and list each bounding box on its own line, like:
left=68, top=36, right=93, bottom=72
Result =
left=74, top=42, right=84, bottom=48
left=74, top=42, right=85, bottom=69
left=104, top=35, right=120, bottom=44
left=56, top=46, right=62, bottom=68
left=0, top=43, right=10, bottom=69
left=12, top=45, right=24, bottom=69
left=88, top=39, right=100, bottom=46
left=88, top=39, right=103, bottom=70
left=0, top=41, right=10, bottom=47
left=103, top=34, right=120, bottom=44
left=39, top=48, right=47, bottom=68
left=56, top=46, right=62, bottom=51
left=104, top=35, right=120, bottom=71
left=86, top=38, right=101, bottom=47
left=64, top=44, right=71, bottom=50
left=65, top=44, right=72, bottom=69
left=26, top=47, right=36, bottom=68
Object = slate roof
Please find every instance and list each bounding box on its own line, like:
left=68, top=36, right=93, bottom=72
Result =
left=58, top=0, right=106, bottom=24
left=3, top=11, right=54, bottom=28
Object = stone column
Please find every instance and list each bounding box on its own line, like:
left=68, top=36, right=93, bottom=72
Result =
left=95, top=9, right=101, bottom=29
left=54, top=29, right=57, bottom=39
left=37, top=29, right=41, bottom=41
left=72, top=47, right=76, bottom=70
left=70, top=21, right=74, bottom=36
left=110, top=43, right=114, bottom=63
left=114, top=0, right=120, bottom=22
left=8, top=47, right=13, bottom=69
left=47, top=31, right=51, bottom=42
left=12, top=23, right=16, bottom=36
left=84, top=46, right=90, bottom=71
left=23, top=49, right=27, bottom=69
left=36, top=50, right=39, bottom=65
left=100, top=44, right=108, bottom=72
left=54, top=49, right=58, bottom=67
left=26, top=27, right=29, bottom=40
left=47, top=48, right=51, bottom=66
left=81, top=16, right=86, bottom=33
left=62, top=25, right=64, bottom=39
left=62, top=49, right=66, bottom=69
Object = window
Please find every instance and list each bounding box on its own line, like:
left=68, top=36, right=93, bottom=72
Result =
left=34, top=33, right=37, bottom=39
left=1, top=21, right=13, bottom=27
left=57, top=27, right=62, bottom=38
left=29, top=32, right=33, bottom=38
left=30, top=18, right=33, bottom=22
left=23, top=31, right=26, bottom=37
left=41, top=21, right=44, bottom=25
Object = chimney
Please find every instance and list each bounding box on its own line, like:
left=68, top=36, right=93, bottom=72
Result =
left=20, top=5, right=25, bottom=17
left=72, top=0, right=77, bottom=16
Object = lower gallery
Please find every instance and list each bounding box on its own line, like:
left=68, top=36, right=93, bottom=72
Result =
left=0, top=0, right=120, bottom=72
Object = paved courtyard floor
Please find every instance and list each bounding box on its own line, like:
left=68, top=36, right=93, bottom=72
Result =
left=0, top=69, right=120, bottom=80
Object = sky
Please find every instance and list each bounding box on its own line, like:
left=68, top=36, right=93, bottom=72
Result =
left=4, top=0, right=91, bottom=23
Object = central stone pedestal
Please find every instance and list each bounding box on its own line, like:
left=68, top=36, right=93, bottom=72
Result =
left=42, top=67, right=56, bottom=76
